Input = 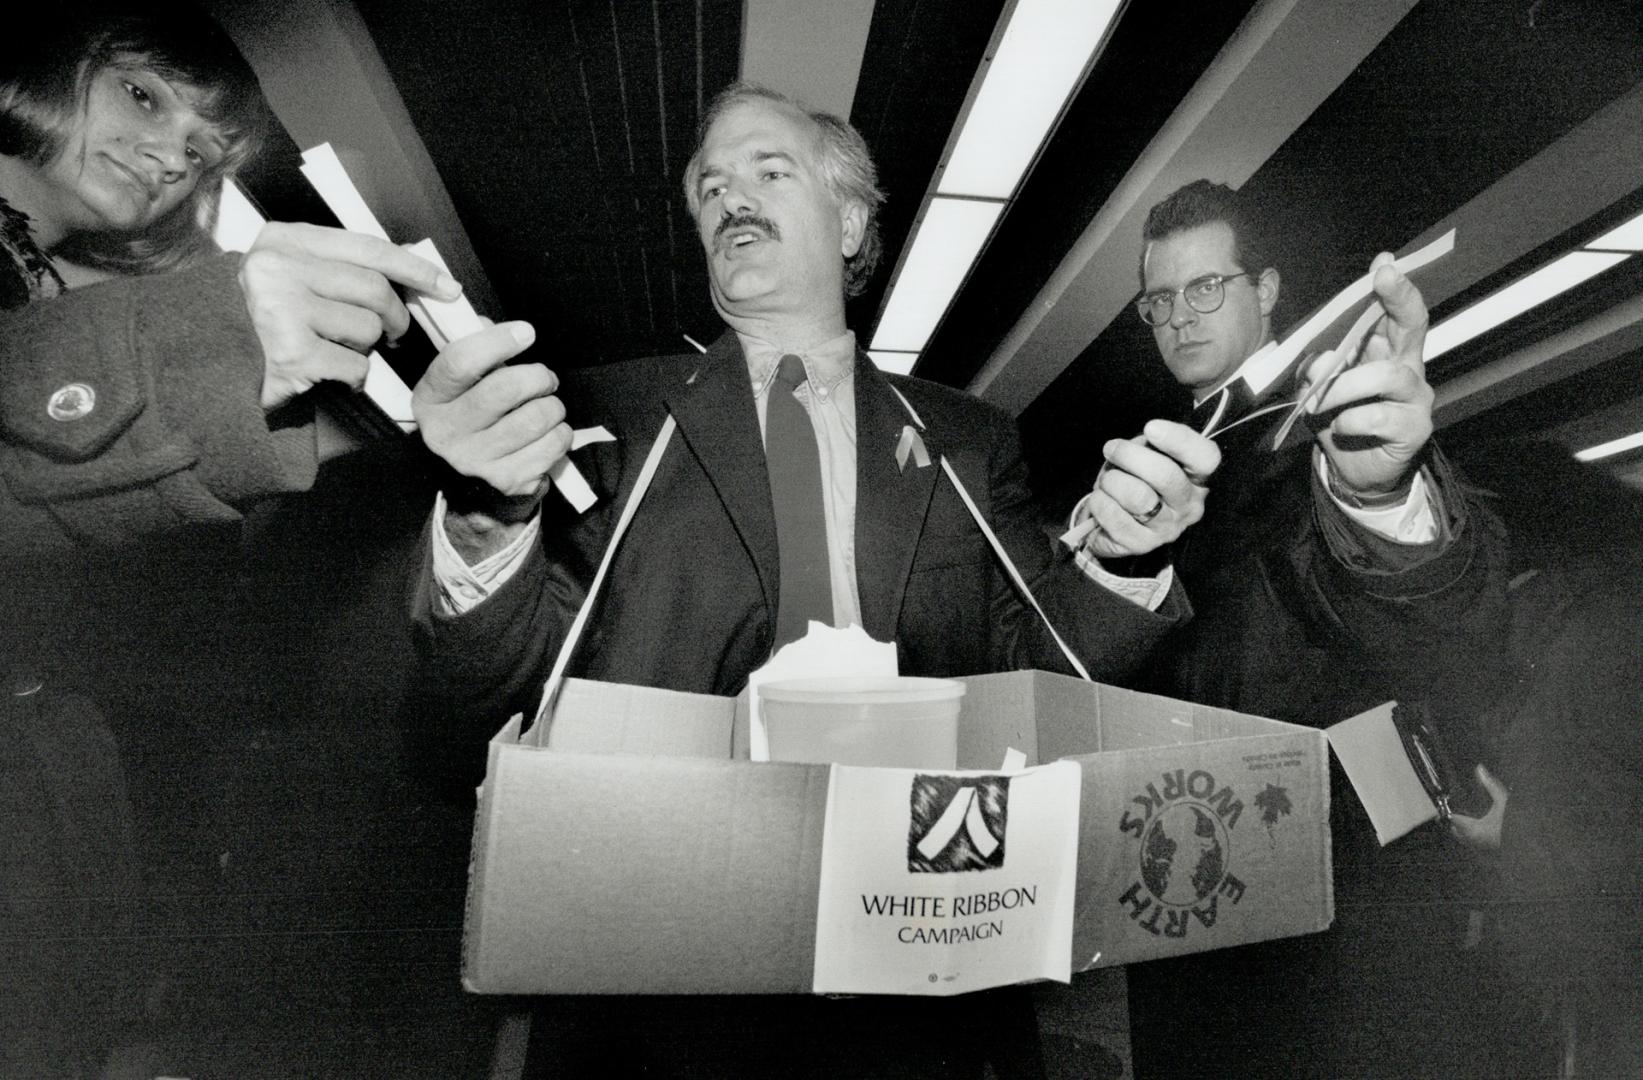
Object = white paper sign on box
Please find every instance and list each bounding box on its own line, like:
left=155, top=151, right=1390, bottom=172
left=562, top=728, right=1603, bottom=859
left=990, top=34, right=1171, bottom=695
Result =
left=813, top=761, right=1080, bottom=996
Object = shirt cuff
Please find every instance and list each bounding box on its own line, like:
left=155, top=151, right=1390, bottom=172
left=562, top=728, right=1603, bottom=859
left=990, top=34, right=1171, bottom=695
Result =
left=429, top=489, right=541, bottom=615
left=1062, top=492, right=1172, bottom=610
left=1073, top=546, right=1174, bottom=610
left=1316, top=453, right=1438, bottom=544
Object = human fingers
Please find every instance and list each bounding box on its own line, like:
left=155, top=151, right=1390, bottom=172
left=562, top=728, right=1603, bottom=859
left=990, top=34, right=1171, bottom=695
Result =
left=301, top=294, right=388, bottom=353
left=240, top=248, right=387, bottom=408
left=253, top=221, right=459, bottom=301
left=1101, top=429, right=1209, bottom=513
left=1310, top=352, right=1432, bottom=415
left=424, top=390, right=571, bottom=500
left=1082, top=488, right=1161, bottom=555
left=1311, top=359, right=1433, bottom=452
left=239, top=243, right=409, bottom=345
left=1140, top=419, right=1221, bottom=487
left=1370, top=253, right=1425, bottom=329
left=1369, top=253, right=1428, bottom=366
left=1089, top=425, right=1213, bottom=547
left=1093, top=458, right=1165, bottom=523
left=452, top=388, right=569, bottom=465
left=287, top=254, right=416, bottom=342
left=477, top=422, right=577, bottom=499
left=1316, top=398, right=1433, bottom=458
left=1473, top=763, right=1509, bottom=805
left=415, top=322, right=538, bottom=405
left=459, top=362, right=562, bottom=429
left=413, top=325, right=563, bottom=494
left=260, top=340, right=371, bottom=410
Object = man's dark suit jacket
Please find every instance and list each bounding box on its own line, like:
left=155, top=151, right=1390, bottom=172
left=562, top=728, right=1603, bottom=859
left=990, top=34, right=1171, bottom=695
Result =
left=409, top=330, right=1204, bottom=1078
left=412, top=332, right=1189, bottom=738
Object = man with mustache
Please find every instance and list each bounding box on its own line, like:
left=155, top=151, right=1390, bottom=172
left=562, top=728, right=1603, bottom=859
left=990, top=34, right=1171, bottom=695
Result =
left=404, top=91, right=1480, bottom=1076
left=407, top=81, right=1215, bottom=1079
left=411, top=83, right=1218, bottom=747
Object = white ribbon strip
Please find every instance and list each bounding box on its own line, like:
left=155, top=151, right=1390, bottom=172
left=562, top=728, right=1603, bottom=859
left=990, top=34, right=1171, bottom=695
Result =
left=301, top=144, right=598, bottom=512
left=885, top=386, right=1091, bottom=682
left=530, top=415, right=678, bottom=732
left=1200, top=228, right=1456, bottom=406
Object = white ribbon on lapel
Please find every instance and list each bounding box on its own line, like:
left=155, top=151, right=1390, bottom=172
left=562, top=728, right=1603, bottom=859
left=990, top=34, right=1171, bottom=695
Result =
left=896, top=425, right=931, bottom=472
left=884, top=384, right=1092, bottom=682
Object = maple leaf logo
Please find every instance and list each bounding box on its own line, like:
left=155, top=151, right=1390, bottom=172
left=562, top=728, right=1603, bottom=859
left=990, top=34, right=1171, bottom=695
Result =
left=1254, top=783, right=1293, bottom=828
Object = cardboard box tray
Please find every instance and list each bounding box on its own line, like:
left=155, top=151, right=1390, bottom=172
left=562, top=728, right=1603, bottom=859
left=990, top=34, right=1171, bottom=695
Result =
left=463, top=670, right=1332, bottom=994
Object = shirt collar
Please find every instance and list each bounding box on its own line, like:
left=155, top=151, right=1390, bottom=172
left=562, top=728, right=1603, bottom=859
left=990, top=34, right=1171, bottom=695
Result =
left=739, top=329, right=857, bottom=397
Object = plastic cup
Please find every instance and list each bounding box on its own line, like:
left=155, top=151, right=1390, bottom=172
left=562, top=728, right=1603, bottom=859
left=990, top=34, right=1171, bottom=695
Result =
left=759, top=676, right=965, bottom=768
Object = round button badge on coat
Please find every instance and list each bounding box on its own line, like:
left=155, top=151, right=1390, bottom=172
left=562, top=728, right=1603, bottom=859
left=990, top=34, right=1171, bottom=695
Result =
left=47, top=383, right=96, bottom=422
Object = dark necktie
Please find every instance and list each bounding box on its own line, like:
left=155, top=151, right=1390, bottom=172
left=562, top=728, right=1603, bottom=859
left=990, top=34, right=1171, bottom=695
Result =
left=767, top=354, right=833, bottom=647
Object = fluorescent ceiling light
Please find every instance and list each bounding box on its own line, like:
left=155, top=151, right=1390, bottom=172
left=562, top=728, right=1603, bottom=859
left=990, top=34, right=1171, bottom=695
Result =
left=1576, top=429, right=1643, bottom=462
left=937, top=0, right=1122, bottom=199
left=214, top=177, right=265, bottom=252
left=1588, top=207, right=1643, bottom=251
left=871, top=198, right=1004, bottom=352
left=1425, top=250, right=1631, bottom=361
left=868, top=351, right=919, bottom=375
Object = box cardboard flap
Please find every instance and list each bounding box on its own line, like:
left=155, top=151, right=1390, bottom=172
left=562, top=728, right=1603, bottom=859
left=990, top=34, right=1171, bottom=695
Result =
left=956, top=671, right=1044, bottom=766
left=464, top=748, right=828, bottom=994
left=541, top=677, right=734, bottom=758
left=1324, top=701, right=1438, bottom=845
left=958, top=672, right=1306, bottom=764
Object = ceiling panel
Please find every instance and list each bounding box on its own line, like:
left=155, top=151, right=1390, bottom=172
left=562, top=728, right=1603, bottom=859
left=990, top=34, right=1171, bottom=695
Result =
left=353, top=0, right=741, bottom=365
left=224, top=0, right=1643, bottom=494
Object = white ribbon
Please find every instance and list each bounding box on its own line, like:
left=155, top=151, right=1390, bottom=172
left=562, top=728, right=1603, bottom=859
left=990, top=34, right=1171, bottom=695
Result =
left=895, top=425, right=931, bottom=471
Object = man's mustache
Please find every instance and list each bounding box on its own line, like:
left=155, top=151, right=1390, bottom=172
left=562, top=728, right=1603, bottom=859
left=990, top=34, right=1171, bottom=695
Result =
left=714, top=214, right=780, bottom=250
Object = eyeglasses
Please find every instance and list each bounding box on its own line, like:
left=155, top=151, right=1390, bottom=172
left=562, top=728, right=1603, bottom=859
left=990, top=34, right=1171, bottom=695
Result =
left=1135, top=271, right=1256, bottom=327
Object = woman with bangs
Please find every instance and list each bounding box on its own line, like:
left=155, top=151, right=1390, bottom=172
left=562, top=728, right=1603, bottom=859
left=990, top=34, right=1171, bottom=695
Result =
left=3, top=0, right=463, bottom=1058
left=1, top=7, right=277, bottom=1077
left=3, top=4, right=459, bottom=1073
left=1, top=3, right=269, bottom=298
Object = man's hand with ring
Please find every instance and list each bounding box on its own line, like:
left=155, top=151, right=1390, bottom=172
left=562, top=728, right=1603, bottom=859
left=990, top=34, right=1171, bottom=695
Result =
left=1081, top=419, right=1220, bottom=560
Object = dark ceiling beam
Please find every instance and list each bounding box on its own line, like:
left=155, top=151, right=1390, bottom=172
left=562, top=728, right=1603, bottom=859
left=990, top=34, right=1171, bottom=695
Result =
left=1400, top=79, right=1643, bottom=316
left=1422, top=79, right=1643, bottom=451
left=966, top=0, right=1418, bottom=413
left=1435, top=294, right=1643, bottom=430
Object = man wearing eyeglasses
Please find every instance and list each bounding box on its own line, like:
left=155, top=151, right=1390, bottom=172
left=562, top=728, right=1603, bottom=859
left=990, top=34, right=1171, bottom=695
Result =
left=1123, top=181, right=1516, bottom=1078
left=1136, top=179, right=1437, bottom=510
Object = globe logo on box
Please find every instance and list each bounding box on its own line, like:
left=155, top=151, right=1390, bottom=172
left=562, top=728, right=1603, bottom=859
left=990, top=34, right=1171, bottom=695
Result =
left=1117, top=767, right=1249, bottom=939
left=1140, top=802, right=1229, bottom=906
left=907, top=775, right=1009, bottom=873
